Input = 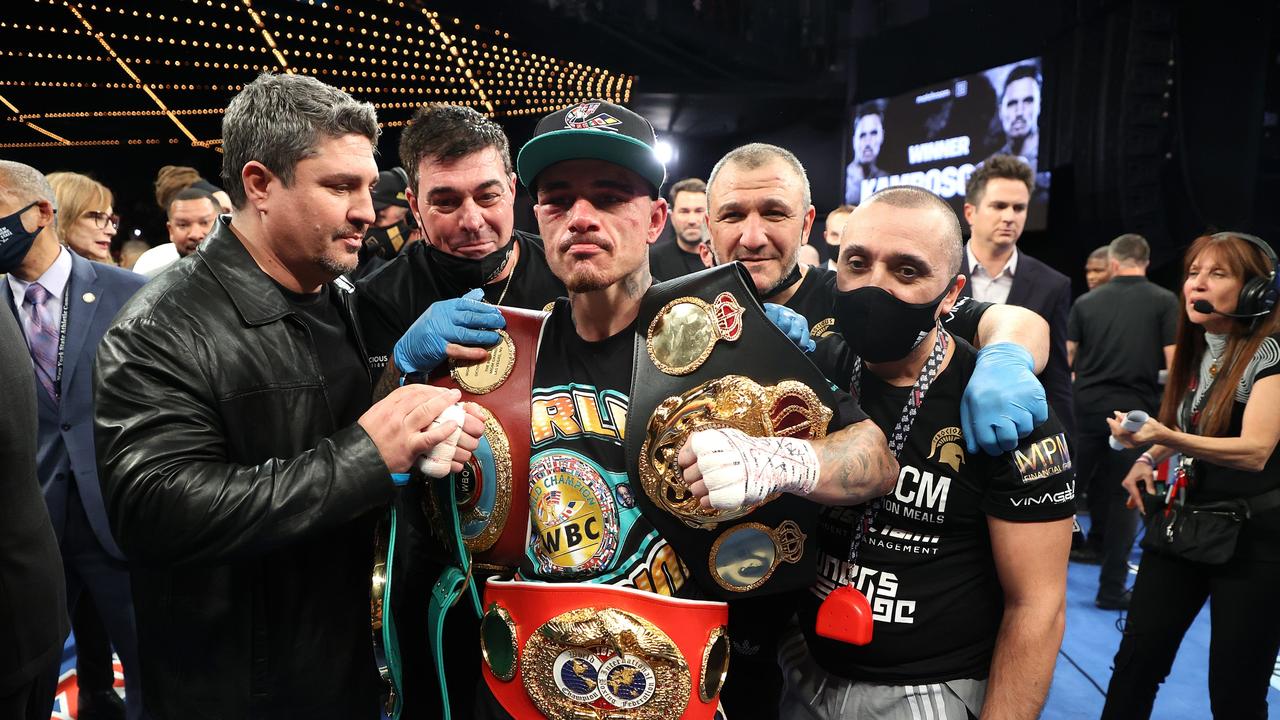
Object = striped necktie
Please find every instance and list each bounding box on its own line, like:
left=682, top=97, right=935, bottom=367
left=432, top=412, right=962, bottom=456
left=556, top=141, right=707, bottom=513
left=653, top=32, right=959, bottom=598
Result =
left=24, top=282, right=59, bottom=402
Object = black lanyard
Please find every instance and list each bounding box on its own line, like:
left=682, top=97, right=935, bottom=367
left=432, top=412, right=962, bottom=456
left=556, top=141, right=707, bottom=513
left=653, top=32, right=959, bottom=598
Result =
left=19, top=278, right=70, bottom=401
left=54, top=281, right=69, bottom=400
left=844, top=327, right=950, bottom=570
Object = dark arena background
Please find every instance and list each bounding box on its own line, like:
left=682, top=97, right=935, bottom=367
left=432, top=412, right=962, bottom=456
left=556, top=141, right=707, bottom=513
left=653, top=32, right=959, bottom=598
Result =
left=2, top=0, right=1277, bottom=293
left=3, top=1, right=1277, bottom=718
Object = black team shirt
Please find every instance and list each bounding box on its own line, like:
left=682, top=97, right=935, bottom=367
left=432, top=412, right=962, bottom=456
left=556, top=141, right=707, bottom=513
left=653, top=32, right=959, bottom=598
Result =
left=649, top=240, right=705, bottom=281
left=272, top=281, right=372, bottom=429
left=1068, top=275, right=1179, bottom=414
left=521, top=299, right=867, bottom=595
left=519, top=300, right=688, bottom=592
left=356, top=230, right=566, bottom=374
left=798, top=336, right=1075, bottom=684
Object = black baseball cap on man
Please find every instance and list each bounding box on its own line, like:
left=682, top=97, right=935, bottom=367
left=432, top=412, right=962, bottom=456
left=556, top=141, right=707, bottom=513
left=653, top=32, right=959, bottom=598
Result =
left=371, top=167, right=410, bottom=209
left=517, top=100, right=666, bottom=196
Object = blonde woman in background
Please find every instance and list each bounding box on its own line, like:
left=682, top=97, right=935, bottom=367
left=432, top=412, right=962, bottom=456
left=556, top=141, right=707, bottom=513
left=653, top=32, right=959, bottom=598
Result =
left=47, top=171, right=118, bottom=265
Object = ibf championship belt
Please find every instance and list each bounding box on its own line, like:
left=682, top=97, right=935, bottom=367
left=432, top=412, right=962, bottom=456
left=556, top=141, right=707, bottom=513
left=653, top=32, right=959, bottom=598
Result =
left=480, top=577, right=729, bottom=720
left=625, top=263, right=838, bottom=599
left=423, top=305, right=548, bottom=574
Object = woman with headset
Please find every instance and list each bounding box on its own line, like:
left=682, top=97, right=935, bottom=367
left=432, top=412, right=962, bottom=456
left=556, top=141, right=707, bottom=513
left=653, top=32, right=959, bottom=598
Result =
left=1100, top=232, right=1280, bottom=719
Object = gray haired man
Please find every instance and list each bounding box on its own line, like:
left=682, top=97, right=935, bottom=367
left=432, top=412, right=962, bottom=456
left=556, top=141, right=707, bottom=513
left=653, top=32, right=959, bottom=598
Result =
left=93, top=73, right=485, bottom=718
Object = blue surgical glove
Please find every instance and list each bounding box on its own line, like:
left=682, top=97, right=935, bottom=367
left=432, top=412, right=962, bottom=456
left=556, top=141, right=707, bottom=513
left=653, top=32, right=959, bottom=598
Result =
left=961, top=342, right=1048, bottom=455
left=763, top=302, right=816, bottom=353
left=393, top=289, right=506, bottom=374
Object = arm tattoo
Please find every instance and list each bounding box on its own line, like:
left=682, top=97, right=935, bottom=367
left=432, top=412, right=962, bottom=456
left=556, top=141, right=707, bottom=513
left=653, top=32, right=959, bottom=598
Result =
left=816, top=422, right=898, bottom=503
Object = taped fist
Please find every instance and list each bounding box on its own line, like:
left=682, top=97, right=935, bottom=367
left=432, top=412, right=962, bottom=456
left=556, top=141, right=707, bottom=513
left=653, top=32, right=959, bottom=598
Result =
left=679, top=427, right=819, bottom=511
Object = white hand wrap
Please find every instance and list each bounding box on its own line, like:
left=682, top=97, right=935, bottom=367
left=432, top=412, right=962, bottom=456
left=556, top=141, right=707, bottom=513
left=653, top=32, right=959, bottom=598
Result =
left=418, top=403, right=467, bottom=479
left=689, top=428, right=820, bottom=510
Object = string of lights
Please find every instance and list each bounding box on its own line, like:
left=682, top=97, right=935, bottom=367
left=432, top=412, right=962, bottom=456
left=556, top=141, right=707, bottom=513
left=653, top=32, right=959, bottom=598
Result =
left=0, top=80, right=246, bottom=93
left=241, top=0, right=293, bottom=73
left=62, top=2, right=203, bottom=144
left=7, top=99, right=520, bottom=121
left=0, top=91, right=70, bottom=145
left=0, top=0, right=636, bottom=148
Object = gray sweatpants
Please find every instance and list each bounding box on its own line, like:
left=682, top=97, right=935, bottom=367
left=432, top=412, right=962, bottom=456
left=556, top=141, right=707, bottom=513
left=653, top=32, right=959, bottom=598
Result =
left=776, top=623, right=986, bottom=720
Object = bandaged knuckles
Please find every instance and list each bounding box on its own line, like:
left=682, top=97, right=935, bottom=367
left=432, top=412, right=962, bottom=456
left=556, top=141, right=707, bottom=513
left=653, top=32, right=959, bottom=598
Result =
left=417, top=403, right=467, bottom=478
left=626, top=263, right=838, bottom=600
left=690, top=428, right=820, bottom=510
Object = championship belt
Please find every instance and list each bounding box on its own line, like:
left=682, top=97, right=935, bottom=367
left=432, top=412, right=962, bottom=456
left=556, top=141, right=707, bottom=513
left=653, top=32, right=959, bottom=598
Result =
left=387, top=305, right=547, bottom=719
left=480, top=578, right=729, bottom=720
left=371, top=512, right=402, bottom=718
left=423, top=305, right=547, bottom=575
left=625, top=263, right=838, bottom=599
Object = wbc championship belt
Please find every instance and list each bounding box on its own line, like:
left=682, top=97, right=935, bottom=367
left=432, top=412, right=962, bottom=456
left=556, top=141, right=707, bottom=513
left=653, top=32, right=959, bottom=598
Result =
left=624, top=263, right=838, bottom=599
left=480, top=578, right=730, bottom=720
left=421, top=305, right=547, bottom=573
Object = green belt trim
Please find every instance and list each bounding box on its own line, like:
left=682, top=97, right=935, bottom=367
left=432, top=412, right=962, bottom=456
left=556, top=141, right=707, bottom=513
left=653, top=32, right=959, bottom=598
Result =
left=426, top=468, right=485, bottom=719
left=429, top=565, right=467, bottom=720
left=381, top=507, right=404, bottom=719
left=383, top=469, right=487, bottom=720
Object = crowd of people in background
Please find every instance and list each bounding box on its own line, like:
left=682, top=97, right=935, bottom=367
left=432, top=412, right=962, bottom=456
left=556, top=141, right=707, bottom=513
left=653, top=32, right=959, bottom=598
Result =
left=2, top=70, right=1279, bottom=720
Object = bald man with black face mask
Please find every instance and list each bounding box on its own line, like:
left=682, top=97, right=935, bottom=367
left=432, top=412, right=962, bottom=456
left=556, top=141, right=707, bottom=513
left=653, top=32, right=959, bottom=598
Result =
left=700, top=186, right=1074, bottom=720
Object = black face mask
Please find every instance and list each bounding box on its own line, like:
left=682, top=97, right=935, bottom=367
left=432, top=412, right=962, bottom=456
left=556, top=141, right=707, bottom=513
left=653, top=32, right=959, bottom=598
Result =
left=0, top=202, right=40, bottom=273
left=362, top=218, right=412, bottom=260
left=425, top=241, right=514, bottom=289
left=832, top=276, right=957, bottom=363
left=812, top=241, right=840, bottom=267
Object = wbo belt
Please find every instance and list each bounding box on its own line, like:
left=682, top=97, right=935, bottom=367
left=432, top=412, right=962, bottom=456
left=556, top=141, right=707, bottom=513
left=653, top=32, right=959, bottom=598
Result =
left=423, top=305, right=547, bottom=576
left=380, top=305, right=547, bottom=719
left=481, top=578, right=729, bottom=720
left=624, top=263, right=839, bottom=600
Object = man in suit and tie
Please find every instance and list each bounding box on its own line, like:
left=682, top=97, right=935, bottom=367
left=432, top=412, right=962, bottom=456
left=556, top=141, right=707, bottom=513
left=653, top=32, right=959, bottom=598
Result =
left=0, top=160, right=146, bottom=719
left=0, top=212, right=68, bottom=719
left=961, top=154, right=1075, bottom=441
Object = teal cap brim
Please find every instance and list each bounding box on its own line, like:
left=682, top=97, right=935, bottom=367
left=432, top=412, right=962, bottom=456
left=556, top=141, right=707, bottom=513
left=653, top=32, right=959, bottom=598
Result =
left=517, top=128, right=666, bottom=194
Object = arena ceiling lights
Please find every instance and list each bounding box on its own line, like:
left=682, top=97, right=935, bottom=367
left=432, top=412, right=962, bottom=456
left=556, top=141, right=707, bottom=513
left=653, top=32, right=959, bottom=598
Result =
left=0, top=0, right=635, bottom=150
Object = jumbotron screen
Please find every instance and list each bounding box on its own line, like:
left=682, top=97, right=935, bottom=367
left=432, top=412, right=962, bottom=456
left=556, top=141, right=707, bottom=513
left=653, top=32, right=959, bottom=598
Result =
left=845, top=57, right=1048, bottom=229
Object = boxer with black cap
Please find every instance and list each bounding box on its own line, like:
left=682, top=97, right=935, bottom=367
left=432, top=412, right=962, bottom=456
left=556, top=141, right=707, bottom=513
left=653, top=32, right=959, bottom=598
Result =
left=392, top=99, right=898, bottom=720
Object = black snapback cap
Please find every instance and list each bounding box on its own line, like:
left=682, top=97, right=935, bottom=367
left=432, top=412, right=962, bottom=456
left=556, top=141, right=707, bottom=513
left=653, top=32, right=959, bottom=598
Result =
left=517, top=100, right=666, bottom=195
left=371, top=167, right=411, bottom=209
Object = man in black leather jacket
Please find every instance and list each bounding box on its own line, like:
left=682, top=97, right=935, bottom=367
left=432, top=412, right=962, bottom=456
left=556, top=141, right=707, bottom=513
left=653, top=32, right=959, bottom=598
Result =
left=93, top=73, right=485, bottom=719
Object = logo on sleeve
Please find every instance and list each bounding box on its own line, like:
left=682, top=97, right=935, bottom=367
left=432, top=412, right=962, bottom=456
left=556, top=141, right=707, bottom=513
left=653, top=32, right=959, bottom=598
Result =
left=1011, top=480, right=1075, bottom=507
left=809, top=317, right=836, bottom=339
left=928, top=426, right=966, bottom=473
left=1013, top=432, right=1073, bottom=483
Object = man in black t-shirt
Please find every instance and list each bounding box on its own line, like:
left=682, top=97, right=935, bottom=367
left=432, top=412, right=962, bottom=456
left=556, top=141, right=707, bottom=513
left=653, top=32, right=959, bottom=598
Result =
left=702, top=142, right=1056, bottom=459
left=357, top=105, right=566, bottom=379
left=1067, top=233, right=1178, bottom=607
left=693, top=186, right=1074, bottom=719
left=648, top=177, right=709, bottom=281
left=395, top=100, right=901, bottom=720
left=355, top=105, right=569, bottom=720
